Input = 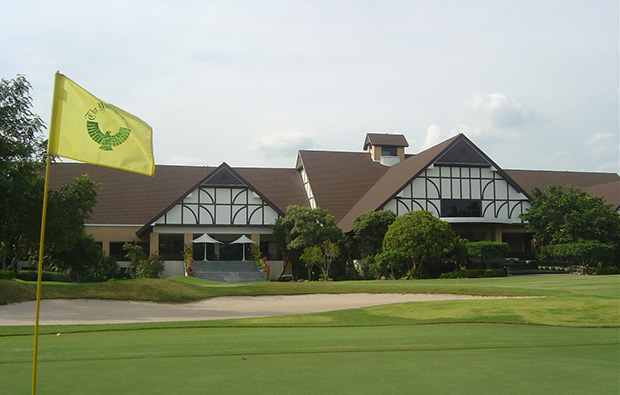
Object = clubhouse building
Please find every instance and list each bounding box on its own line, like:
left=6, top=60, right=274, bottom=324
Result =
left=48, top=133, right=620, bottom=280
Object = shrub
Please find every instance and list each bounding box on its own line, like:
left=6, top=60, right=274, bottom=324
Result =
left=439, top=269, right=506, bottom=279
left=546, top=241, right=615, bottom=267
left=583, top=267, right=619, bottom=275
left=123, top=243, right=164, bottom=279
left=465, top=241, right=510, bottom=268
left=15, top=270, right=71, bottom=282
left=0, top=270, right=17, bottom=280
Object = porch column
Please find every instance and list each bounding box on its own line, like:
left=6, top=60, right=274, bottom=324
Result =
left=101, top=240, right=110, bottom=257
left=184, top=233, right=193, bottom=250
left=250, top=234, right=261, bottom=255
left=493, top=226, right=503, bottom=242
left=149, top=232, right=159, bottom=255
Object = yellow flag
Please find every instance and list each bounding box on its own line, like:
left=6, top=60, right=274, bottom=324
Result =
left=47, top=73, right=155, bottom=176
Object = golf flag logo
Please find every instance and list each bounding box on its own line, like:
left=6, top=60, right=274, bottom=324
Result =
left=47, top=73, right=155, bottom=176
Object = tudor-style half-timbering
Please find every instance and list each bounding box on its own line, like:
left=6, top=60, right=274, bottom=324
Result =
left=382, top=165, right=530, bottom=222
left=155, top=186, right=280, bottom=226
left=381, top=136, right=531, bottom=224
left=153, top=165, right=281, bottom=227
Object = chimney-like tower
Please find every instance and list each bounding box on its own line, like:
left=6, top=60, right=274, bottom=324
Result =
left=363, top=133, right=409, bottom=166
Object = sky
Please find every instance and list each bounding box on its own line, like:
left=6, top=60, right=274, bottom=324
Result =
left=1, top=0, right=618, bottom=173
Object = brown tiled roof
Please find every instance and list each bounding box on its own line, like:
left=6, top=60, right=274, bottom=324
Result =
left=48, top=163, right=214, bottom=225
left=297, top=150, right=389, bottom=222
left=363, top=133, right=409, bottom=150
left=235, top=167, right=310, bottom=212
left=505, top=169, right=620, bottom=209
left=338, top=135, right=460, bottom=232
left=48, top=163, right=307, bottom=227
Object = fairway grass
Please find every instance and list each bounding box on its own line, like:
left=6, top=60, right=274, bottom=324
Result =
left=1, top=275, right=618, bottom=393
left=1, top=324, right=618, bottom=394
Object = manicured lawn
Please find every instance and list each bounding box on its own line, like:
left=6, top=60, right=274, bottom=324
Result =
left=0, top=275, right=618, bottom=393
left=1, top=324, right=618, bottom=394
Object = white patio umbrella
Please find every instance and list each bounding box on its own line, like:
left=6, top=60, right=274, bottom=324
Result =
left=192, top=233, right=222, bottom=260
left=230, top=235, right=257, bottom=260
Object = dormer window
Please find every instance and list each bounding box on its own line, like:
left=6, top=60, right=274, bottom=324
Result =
left=381, top=146, right=397, bottom=156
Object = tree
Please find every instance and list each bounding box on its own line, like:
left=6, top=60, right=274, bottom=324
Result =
left=520, top=186, right=620, bottom=246
left=352, top=210, right=396, bottom=257
left=520, top=185, right=620, bottom=262
left=49, top=232, right=103, bottom=282
left=0, top=75, right=99, bottom=269
left=0, top=75, right=46, bottom=268
left=300, top=240, right=339, bottom=280
left=382, top=210, right=456, bottom=271
left=273, top=205, right=343, bottom=279
left=366, top=249, right=406, bottom=278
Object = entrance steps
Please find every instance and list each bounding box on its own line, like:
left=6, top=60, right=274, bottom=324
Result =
left=192, top=261, right=266, bottom=283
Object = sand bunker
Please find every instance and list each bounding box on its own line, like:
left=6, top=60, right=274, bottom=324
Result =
left=0, top=293, right=514, bottom=326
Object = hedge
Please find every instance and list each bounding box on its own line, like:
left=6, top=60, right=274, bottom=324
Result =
left=440, top=268, right=507, bottom=279
left=14, top=270, right=72, bottom=282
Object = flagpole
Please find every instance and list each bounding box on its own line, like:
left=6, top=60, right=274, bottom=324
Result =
left=31, top=154, right=51, bottom=395
left=32, top=71, right=63, bottom=395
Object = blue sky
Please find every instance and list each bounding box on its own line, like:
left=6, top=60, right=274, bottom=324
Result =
left=2, top=0, right=618, bottom=172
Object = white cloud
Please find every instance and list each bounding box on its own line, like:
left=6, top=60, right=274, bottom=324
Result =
left=584, top=132, right=617, bottom=156
left=249, top=131, right=316, bottom=158
left=539, top=150, right=577, bottom=170
left=464, top=93, right=539, bottom=130
left=419, top=123, right=480, bottom=151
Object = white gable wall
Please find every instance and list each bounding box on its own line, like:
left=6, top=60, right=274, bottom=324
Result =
left=154, top=185, right=280, bottom=227
left=381, top=166, right=530, bottom=223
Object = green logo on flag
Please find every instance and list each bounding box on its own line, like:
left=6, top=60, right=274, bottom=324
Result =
left=85, top=102, right=131, bottom=151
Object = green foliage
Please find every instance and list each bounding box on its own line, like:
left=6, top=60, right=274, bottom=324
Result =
left=439, top=269, right=507, bottom=278
left=14, top=270, right=72, bottom=282
left=465, top=241, right=510, bottom=268
left=0, top=76, right=46, bottom=269
left=46, top=174, right=98, bottom=252
left=48, top=231, right=102, bottom=282
left=300, top=240, right=340, bottom=280
left=123, top=243, right=164, bottom=279
left=352, top=210, right=396, bottom=256
left=520, top=185, right=620, bottom=249
left=367, top=250, right=406, bottom=278
left=382, top=210, right=456, bottom=270
left=273, top=205, right=343, bottom=278
left=0, top=270, right=16, bottom=280
left=584, top=267, right=619, bottom=275
left=545, top=241, right=615, bottom=267
left=0, top=75, right=99, bottom=270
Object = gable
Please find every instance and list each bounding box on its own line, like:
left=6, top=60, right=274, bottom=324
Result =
left=153, top=184, right=280, bottom=226
left=139, top=163, right=284, bottom=233
left=203, top=166, right=246, bottom=187
left=382, top=165, right=530, bottom=222
left=337, top=134, right=531, bottom=232
left=434, top=138, right=492, bottom=167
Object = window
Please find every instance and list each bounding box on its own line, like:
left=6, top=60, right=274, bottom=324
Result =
left=381, top=146, right=397, bottom=156
left=441, top=199, right=482, bottom=217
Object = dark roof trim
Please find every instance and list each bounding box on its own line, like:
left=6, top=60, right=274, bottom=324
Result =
left=363, top=133, right=409, bottom=150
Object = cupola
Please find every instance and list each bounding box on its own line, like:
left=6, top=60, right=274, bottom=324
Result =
left=363, top=133, right=409, bottom=166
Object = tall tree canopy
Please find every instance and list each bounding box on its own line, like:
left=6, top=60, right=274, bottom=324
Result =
left=273, top=205, right=343, bottom=278
left=520, top=185, right=620, bottom=247
left=382, top=210, right=455, bottom=271
left=352, top=210, right=396, bottom=257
